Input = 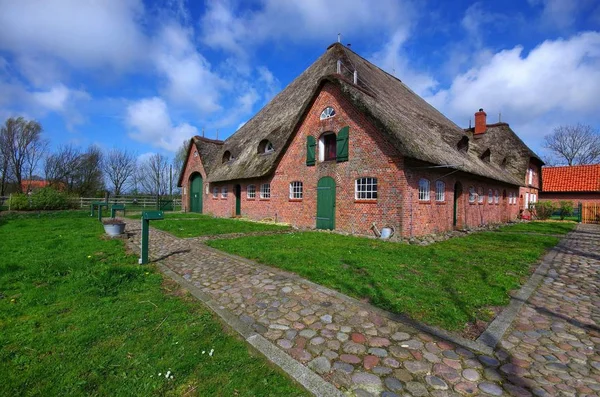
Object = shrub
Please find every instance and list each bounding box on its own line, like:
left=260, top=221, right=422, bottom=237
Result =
left=535, top=200, right=555, bottom=220
left=7, top=187, right=74, bottom=211
left=7, top=193, right=31, bottom=210
left=558, top=200, right=574, bottom=220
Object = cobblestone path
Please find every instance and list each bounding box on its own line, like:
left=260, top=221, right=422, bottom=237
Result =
left=124, top=219, right=600, bottom=396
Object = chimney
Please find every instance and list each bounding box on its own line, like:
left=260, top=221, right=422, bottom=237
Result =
left=474, top=108, right=487, bottom=135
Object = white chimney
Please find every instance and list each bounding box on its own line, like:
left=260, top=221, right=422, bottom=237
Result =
left=337, top=60, right=341, bottom=74
left=353, top=70, right=358, bottom=84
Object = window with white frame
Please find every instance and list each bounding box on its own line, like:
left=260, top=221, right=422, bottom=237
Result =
left=221, top=186, right=228, bottom=198
left=318, top=132, right=337, bottom=161
left=528, top=168, right=533, bottom=185
left=488, top=188, right=493, bottom=204
left=525, top=192, right=530, bottom=208
left=289, top=181, right=303, bottom=199
left=477, top=187, right=484, bottom=203
left=355, top=177, right=378, bottom=200
left=260, top=183, right=271, bottom=199
left=213, top=187, right=218, bottom=198
left=418, top=178, right=430, bottom=201
left=320, top=106, right=336, bottom=120
left=435, top=180, right=445, bottom=202
left=247, top=184, right=256, bottom=199
left=469, top=186, right=476, bottom=203
left=494, top=189, right=499, bottom=204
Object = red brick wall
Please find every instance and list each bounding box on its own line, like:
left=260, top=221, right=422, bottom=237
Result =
left=401, top=165, right=520, bottom=236
left=180, top=143, right=209, bottom=213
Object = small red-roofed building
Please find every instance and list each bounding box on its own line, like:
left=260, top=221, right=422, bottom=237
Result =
left=540, top=164, right=600, bottom=205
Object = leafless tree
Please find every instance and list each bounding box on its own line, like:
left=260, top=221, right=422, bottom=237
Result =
left=0, top=117, right=45, bottom=193
left=543, top=123, right=600, bottom=166
left=75, top=145, right=104, bottom=196
left=173, top=140, right=190, bottom=176
left=138, top=153, right=169, bottom=196
left=44, top=145, right=82, bottom=192
left=102, top=148, right=136, bottom=196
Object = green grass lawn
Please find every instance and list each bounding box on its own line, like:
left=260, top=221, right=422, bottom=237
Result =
left=550, top=215, right=578, bottom=222
left=207, top=230, right=560, bottom=331
left=0, top=212, right=306, bottom=396
left=143, top=214, right=290, bottom=238
left=497, top=221, right=576, bottom=235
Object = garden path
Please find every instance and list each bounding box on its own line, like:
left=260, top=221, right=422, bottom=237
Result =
left=124, top=219, right=600, bottom=396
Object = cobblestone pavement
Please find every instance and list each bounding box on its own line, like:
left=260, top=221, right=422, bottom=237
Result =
left=124, top=220, right=600, bottom=396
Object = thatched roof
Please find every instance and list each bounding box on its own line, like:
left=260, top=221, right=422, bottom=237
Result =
left=187, top=43, right=537, bottom=186
left=177, top=135, right=223, bottom=186
left=465, top=123, right=544, bottom=183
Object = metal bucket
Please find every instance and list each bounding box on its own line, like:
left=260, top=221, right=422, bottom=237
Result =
left=380, top=227, right=393, bottom=239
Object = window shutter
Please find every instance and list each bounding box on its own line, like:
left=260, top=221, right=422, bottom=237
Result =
left=306, top=136, right=316, bottom=166
left=336, top=126, right=349, bottom=162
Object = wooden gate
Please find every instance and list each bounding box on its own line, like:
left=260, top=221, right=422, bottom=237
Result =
left=580, top=203, right=600, bottom=224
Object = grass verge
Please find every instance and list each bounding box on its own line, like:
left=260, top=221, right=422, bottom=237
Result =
left=497, top=221, right=576, bottom=235
left=0, top=211, right=306, bottom=396
left=141, top=214, right=290, bottom=238
left=207, top=230, right=560, bottom=331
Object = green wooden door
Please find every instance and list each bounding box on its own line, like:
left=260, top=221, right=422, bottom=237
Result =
left=316, top=177, right=336, bottom=230
left=190, top=174, right=203, bottom=213
left=235, top=184, right=241, bottom=216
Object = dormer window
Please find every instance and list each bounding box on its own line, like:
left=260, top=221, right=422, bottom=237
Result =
left=320, top=106, right=336, bottom=120
left=222, top=151, right=232, bottom=163
left=258, top=139, right=275, bottom=154
left=457, top=136, right=469, bottom=153
left=480, top=149, right=491, bottom=162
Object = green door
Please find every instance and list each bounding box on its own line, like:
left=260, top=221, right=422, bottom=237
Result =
left=190, top=174, right=203, bottom=213
left=316, top=177, right=336, bottom=230
left=235, top=184, right=241, bottom=216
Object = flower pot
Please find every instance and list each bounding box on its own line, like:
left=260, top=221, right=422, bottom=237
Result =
left=103, top=222, right=126, bottom=237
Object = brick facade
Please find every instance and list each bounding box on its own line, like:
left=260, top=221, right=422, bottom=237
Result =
left=182, top=83, right=527, bottom=237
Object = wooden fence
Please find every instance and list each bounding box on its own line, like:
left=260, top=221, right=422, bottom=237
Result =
left=580, top=203, right=600, bottom=224
left=74, top=196, right=182, bottom=211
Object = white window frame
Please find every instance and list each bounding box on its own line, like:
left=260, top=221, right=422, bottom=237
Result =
left=488, top=189, right=493, bottom=204
left=221, top=186, right=228, bottom=198
left=477, top=187, right=484, bottom=203
left=212, top=187, right=218, bottom=198
left=525, top=192, right=530, bottom=208
left=494, top=189, right=499, bottom=204
left=289, top=181, right=303, bottom=199
left=265, top=141, right=274, bottom=153
left=435, top=180, right=445, bottom=202
left=418, top=178, right=430, bottom=201
left=528, top=168, right=533, bottom=185
left=260, top=183, right=271, bottom=199
left=320, top=106, right=336, bottom=120
left=355, top=177, right=378, bottom=200
left=469, top=186, right=476, bottom=203
left=247, top=184, right=256, bottom=199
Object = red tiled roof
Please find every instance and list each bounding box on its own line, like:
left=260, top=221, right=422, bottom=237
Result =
left=542, top=164, right=600, bottom=192
left=21, top=180, right=49, bottom=190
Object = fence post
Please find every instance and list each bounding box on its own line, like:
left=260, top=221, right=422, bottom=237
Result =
left=8, top=194, right=11, bottom=211
left=578, top=202, right=582, bottom=223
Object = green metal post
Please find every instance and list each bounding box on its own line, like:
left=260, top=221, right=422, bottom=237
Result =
left=90, top=203, right=94, bottom=216
left=141, top=218, right=149, bottom=264
left=98, top=205, right=102, bottom=221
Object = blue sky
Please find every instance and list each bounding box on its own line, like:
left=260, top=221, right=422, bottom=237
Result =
left=0, top=0, right=599, bottom=164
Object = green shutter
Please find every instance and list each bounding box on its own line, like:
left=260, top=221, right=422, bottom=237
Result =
left=306, top=135, right=316, bottom=166
left=336, top=126, right=349, bottom=162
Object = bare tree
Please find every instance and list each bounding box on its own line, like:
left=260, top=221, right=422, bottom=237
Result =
left=75, top=145, right=104, bottom=196
left=0, top=139, right=10, bottom=195
left=138, top=153, right=169, bottom=196
left=44, top=145, right=82, bottom=192
left=0, top=117, right=44, bottom=193
left=543, top=123, right=600, bottom=166
left=102, top=148, right=136, bottom=195
left=173, top=140, right=190, bottom=176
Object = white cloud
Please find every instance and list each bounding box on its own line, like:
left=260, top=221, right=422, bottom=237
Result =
left=369, top=30, right=438, bottom=97
left=257, top=66, right=281, bottom=102
left=426, top=32, right=600, bottom=147
left=200, top=0, right=416, bottom=54
left=126, top=97, right=198, bottom=152
left=528, top=0, right=579, bottom=30
left=32, top=84, right=89, bottom=112
left=0, top=0, right=147, bottom=70
left=153, top=24, right=227, bottom=114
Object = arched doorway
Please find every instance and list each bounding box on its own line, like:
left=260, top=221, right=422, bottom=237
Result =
left=316, top=177, right=336, bottom=230
left=453, top=182, right=462, bottom=228
left=189, top=173, right=203, bottom=213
